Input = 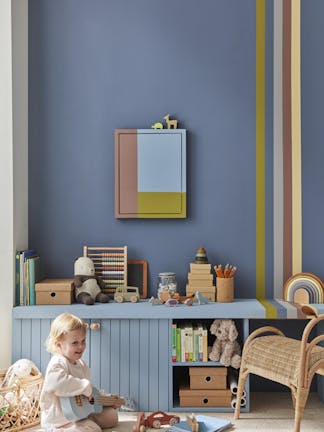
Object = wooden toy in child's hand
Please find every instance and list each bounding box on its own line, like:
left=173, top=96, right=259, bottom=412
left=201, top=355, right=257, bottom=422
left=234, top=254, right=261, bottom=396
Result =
left=60, top=387, right=125, bottom=422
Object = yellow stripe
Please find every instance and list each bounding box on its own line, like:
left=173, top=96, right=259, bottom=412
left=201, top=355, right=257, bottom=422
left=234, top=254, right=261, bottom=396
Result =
left=258, top=299, right=278, bottom=318
left=291, top=0, right=302, bottom=274
left=256, top=0, right=266, bottom=298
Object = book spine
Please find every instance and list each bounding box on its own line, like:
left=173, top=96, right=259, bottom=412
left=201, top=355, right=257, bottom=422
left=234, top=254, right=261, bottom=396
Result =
left=171, top=324, right=177, bottom=362
left=180, top=327, right=186, bottom=362
left=202, top=328, right=208, bottom=362
left=176, top=328, right=181, bottom=362
left=29, top=258, right=36, bottom=306
left=15, top=251, right=21, bottom=306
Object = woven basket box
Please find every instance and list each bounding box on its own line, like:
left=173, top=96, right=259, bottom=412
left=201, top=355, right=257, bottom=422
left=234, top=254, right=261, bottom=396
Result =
left=189, top=367, right=227, bottom=390
left=35, top=278, right=74, bottom=305
left=0, top=370, right=43, bottom=431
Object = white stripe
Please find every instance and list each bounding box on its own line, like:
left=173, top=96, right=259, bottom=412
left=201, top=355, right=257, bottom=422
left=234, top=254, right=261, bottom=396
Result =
left=273, top=0, right=284, bottom=298
left=275, top=299, right=298, bottom=318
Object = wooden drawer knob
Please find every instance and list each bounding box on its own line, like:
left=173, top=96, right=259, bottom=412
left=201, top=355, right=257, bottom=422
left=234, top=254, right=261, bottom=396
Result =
left=90, top=323, right=100, bottom=330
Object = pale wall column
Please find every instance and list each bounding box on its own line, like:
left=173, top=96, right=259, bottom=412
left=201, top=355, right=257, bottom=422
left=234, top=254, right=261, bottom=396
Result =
left=0, top=0, right=28, bottom=368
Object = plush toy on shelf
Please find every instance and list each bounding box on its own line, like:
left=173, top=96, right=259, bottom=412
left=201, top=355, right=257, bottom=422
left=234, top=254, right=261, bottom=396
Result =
left=74, top=257, right=109, bottom=305
left=209, top=319, right=241, bottom=369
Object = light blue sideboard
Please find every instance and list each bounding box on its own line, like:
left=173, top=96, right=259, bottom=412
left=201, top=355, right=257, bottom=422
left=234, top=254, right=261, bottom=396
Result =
left=12, top=300, right=324, bottom=412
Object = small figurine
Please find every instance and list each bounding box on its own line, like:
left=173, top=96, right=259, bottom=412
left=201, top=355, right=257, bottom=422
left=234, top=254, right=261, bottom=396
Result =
left=151, top=122, right=163, bottom=129
left=163, top=114, right=178, bottom=129
left=195, top=291, right=209, bottom=305
left=149, top=296, right=163, bottom=306
left=186, top=414, right=199, bottom=432
left=184, top=297, right=194, bottom=306
left=165, top=298, right=178, bottom=307
left=195, top=247, right=208, bottom=264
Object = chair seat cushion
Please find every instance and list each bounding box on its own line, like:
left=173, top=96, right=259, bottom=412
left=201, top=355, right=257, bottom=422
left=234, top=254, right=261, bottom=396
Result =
left=244, top=335, right=324, bottom=388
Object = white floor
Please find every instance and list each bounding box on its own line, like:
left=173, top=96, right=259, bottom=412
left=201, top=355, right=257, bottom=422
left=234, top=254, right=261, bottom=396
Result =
left=28, top=392, right=324, bottom=431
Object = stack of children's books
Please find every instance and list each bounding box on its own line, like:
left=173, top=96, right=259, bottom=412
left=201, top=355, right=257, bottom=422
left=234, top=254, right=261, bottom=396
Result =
left=167, top=415, right=232, bottom=432
left=15, top=249, right=41, bottom=305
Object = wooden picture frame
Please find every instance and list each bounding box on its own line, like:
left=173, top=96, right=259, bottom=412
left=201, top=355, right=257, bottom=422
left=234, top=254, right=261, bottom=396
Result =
left=115, top=129, right=186, bottom=218
left=127, top=260, right=148, bottom=299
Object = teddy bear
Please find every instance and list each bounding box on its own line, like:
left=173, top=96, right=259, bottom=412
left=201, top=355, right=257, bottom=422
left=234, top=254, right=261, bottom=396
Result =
left=208, top=319, right=241, bottom=369
left=74, top=256, right=109, bottom=305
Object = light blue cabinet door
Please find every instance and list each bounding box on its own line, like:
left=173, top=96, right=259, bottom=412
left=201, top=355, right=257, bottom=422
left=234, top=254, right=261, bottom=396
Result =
left=12, top=318, right=170, bottom=411
left=88, top=319, right=170, bottom=411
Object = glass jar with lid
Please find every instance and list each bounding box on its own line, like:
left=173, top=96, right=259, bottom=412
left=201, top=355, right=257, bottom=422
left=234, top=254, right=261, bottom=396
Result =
left=157, top=272, right=178, bottom=299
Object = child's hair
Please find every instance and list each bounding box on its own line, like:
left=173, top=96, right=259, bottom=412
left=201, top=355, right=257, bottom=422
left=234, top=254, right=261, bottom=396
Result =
left=45, top=313, right=88, bottom=354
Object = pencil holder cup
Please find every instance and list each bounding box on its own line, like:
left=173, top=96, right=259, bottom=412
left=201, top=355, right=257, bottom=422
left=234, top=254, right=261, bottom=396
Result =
left=216, top=277, right=234, bottom=302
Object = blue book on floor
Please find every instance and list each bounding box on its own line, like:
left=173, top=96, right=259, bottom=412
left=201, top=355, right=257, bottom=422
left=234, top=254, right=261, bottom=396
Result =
left=167, top=415, right=231, bottom=432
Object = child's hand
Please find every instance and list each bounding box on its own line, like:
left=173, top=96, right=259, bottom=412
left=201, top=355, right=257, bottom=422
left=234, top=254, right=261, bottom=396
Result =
left=111, top=394, right=123, bottom=409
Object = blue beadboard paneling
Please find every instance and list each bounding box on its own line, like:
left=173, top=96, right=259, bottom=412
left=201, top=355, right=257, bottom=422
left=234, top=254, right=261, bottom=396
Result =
left=90, top=319, right=101, bottom=387
left=119, top=320, right=130, bottom=398
left=40, top=319, right=51, bottom=373
left=148, top=320, right=159, bottom=411
left=158, top=319, right=170, bottom=410
left=21, top=319, right=32, bottom=359
left=129, top=319, right=140, bottom=409
left=139, top=320, right=149, bottom=409
left=31, top=319, right=41, bottom=369
left=100, top=320, right=111, bottom=393
left=110, top=320, right=121, bottom=395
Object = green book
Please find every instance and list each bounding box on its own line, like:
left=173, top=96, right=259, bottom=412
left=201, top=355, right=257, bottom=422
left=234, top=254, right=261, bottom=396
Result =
left=176, top=327, right=181, bottom=362
left=28, top=256, right=40, bottom=306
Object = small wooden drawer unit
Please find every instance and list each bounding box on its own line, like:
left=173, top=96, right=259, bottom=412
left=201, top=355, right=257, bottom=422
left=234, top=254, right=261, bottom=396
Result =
left=35, top=278, right=74, bottom=305
left=179, top=386, right=232, bottom=407
left=189, top=367, right=227, bottom=390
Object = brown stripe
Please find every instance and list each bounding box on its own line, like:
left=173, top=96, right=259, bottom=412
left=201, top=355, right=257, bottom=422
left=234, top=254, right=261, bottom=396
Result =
left=115, top=129, right=138, bottom=216
left=282, top=0, right=292, bottom=283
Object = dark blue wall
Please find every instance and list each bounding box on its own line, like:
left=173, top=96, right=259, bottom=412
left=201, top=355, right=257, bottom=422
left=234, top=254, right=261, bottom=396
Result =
left=301, top=0, right=324, bottom=278
left=29, top=0, right=256, bottom=296
left=29, top=0, right=324, bottom=298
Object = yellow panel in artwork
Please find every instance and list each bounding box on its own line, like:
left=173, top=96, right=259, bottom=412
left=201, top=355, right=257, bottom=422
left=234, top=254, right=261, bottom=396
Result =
left=137, top=192, right=186, bottom=218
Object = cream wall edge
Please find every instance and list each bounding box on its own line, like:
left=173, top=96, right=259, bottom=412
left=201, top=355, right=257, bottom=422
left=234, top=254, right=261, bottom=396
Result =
left=0, top=0, right=28, bottom=368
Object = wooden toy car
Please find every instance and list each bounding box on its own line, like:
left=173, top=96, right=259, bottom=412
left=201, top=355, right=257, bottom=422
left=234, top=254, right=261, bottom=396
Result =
left=114, top=286, right=139, bottom=303
left=132, top=410, right=180, bottom=431
left=133, top=412, right=146, bottom=432
left=145, top=411, right=180, bottom=428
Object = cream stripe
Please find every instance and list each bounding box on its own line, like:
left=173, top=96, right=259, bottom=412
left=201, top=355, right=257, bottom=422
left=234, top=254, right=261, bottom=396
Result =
left=273, top=0, right=284, bottom=297
left=291, top=0, right=302, bottom=274
left=255, top=0, right=266, bottom=299
left=275, top=299, right=298, bottom=318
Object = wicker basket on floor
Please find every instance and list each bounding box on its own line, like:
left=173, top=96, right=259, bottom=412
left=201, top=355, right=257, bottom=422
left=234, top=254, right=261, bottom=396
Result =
left=0, top=369, right=43, bottom=431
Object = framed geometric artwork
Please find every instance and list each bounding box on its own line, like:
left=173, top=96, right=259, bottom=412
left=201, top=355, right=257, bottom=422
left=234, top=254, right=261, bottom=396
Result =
left=115, top=129, right=186, bottom=218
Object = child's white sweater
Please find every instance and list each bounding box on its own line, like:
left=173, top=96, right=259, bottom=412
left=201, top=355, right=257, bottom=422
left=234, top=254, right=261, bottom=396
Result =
left=40, top=354, right=92, bottom=428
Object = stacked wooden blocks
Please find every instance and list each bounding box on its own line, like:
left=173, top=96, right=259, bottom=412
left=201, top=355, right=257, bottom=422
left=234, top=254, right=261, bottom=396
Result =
left=179, top=367, right=232, bottom=407
left=186, top=263, right=215, bottom=301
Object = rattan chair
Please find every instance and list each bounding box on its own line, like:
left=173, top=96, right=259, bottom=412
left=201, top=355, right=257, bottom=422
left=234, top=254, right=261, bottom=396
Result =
left=234, top=311, right=324, bottom=432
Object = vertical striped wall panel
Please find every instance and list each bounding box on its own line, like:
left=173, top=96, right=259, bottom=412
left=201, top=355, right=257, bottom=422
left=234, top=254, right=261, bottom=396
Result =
left=12, top=318, right=170, bottom=411
left=257, top=0, right=302, bottom=310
